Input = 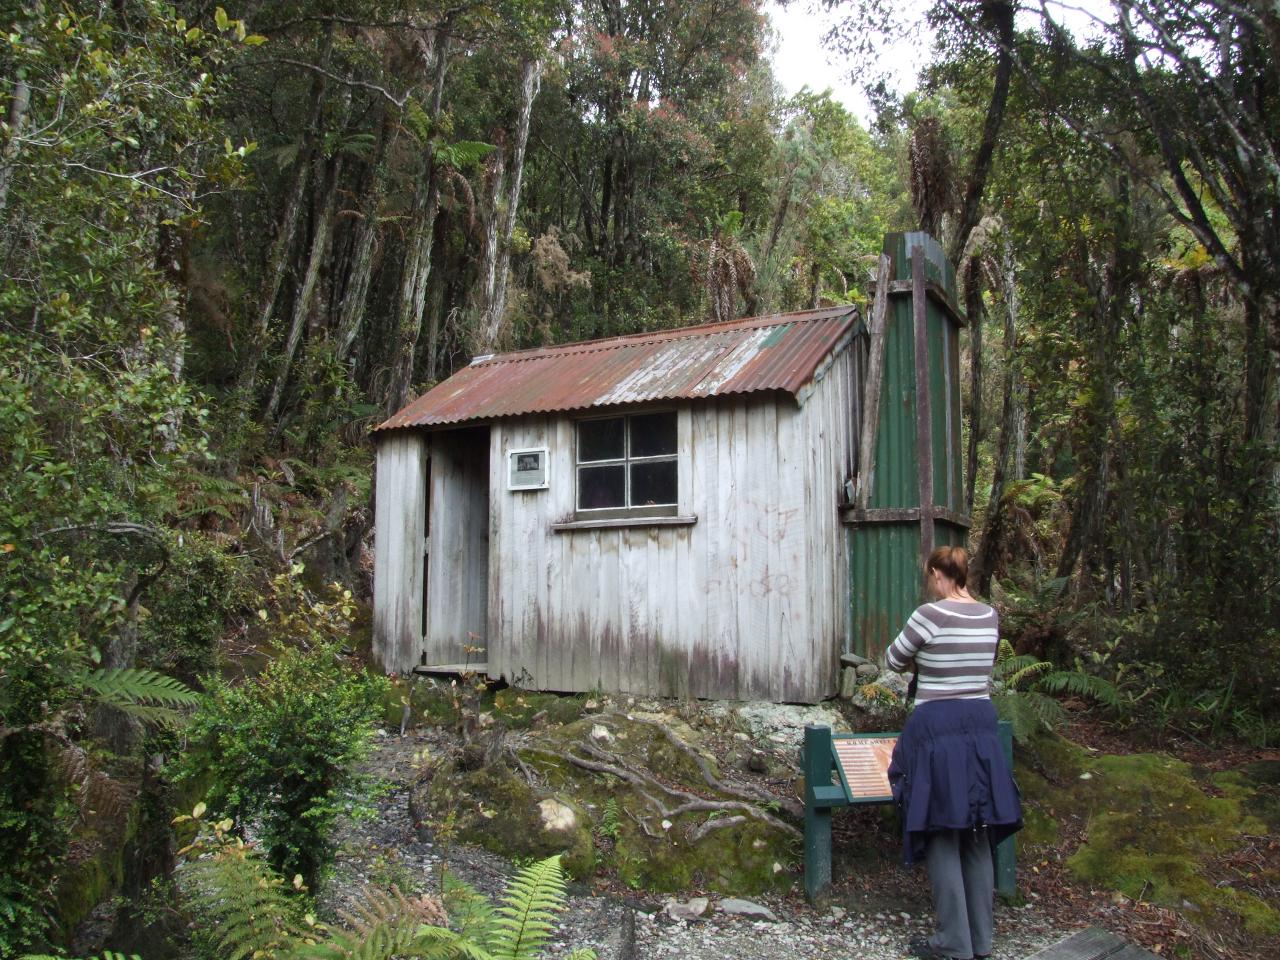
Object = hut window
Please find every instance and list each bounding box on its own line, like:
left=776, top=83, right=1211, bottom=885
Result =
left=576, top=412, right=677, bottom=515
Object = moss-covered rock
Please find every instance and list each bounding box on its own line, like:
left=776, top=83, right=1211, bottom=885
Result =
left=412, top=713, right=797, bottom=895
left=415, top=759, right=595, bottom=879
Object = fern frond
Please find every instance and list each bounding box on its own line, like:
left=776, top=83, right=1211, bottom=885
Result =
left=79, top=668, right=201, bottom=708
left=995, top=655, right=1053, bottom=690
left=486, top=855, right=570, bottom=960
left=1037, top=670, right=1120, bottom=708
left=178, top=840, right=308, bottom=960
left=443, top=870, right=496, bottom=945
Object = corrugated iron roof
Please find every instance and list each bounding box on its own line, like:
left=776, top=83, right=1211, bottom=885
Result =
left=376, top=306, right=859, bottom=431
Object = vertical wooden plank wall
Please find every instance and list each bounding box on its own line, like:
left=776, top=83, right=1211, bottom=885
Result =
left=484, top=348, right=856, bottom=702
left=372, top=431, right=428, bottom=673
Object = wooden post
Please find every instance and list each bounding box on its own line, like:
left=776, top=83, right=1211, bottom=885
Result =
left=856, top=253, right=892, bottom=510
left=912, top=243, right=935, bottom=565
left=995, top=718, right=1017, bottom=898
left=803, top=723, right=834, bottom=904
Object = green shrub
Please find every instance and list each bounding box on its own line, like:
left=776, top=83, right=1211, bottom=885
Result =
left=137, top=533, right=253, bottom=682
left=181, top=618, right=387, bottom=888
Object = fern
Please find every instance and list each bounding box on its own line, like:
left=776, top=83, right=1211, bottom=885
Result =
left=991, top=637, right=1119, bottom=741
left=77, top=670, right=199, bottom=711
left=485, top=856, right=571, bottom=960
left=599, top=798, right=620, bottom=840
left=1036, top=670, right=1120, bottom=708
left=178, top=835, right=312, bottom=960
left=21, top=954, right=141, bottom=960
left=177, top=817, right=595, bottom=960
left=290, top=886, right=475, bottom=960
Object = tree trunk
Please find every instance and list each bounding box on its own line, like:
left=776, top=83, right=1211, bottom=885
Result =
left=963, top=254, right=983, bottom=513
left=239, top=28, right=334, bottom=399
left=487, top=59, right=544, bottom=345
left=334, top=111, right=394, bottom=363
left=0, top=63, right=31, bottom=225
left=385, top=24, right=453, bottom=414
left=155, top=216, right=187, bottom=451
left=478, top=58, right=545, bottom=350
left=264, top=156, right=343, bottom=426
left=947, top=0, right=1015, bottom=265
left=974, top=239, right=1020, bottom=595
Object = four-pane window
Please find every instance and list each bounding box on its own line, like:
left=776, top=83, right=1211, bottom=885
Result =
left=576, top=412, right=677, bottom=514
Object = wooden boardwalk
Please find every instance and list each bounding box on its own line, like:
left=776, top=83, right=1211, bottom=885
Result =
left=1027, top=927, right=1161, bottom=960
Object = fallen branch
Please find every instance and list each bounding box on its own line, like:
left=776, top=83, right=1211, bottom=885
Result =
left=559, top=739, right=802, bottom=840
left=621, top=714, right=803, bottom=818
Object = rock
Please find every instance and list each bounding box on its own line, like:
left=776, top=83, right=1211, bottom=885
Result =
left=715, top=898, right=777, bottom=922
left=707, top=702, right=845, bottom=751
left=747, top=749, right=769, bottom=773
left=840, top=652, right=872, bottom=667
left=590, top=723, right=613, bottom=743
left=838, top=666, right=858, bottom=700
left=849, top=670, right=910, bottom=720
left=538, top=798, right=578, bottom=832
left=855, top=662, right=880, bottom=680
left=663, top=897, right=710, bottom=921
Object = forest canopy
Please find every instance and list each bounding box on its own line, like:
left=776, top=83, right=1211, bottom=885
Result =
left=1, top=0, right=1277, bottom=954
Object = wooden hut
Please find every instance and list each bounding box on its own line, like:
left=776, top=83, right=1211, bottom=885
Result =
left=372, top=232, right=966, bottom=703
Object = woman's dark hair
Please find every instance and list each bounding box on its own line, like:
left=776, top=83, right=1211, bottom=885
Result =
left=926, top=545, right=968, bottom=588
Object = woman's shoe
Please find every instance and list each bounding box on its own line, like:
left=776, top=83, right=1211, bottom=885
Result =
left=906, top=936, right=972, bottom=960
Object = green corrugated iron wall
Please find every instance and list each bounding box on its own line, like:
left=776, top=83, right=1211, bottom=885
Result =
left=849, top=232, right=967, bottom=658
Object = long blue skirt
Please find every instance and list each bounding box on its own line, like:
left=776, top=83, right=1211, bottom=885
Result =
left=888, top=698, right=1022, bottom=864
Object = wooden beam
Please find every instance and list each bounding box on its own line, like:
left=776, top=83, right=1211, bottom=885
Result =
left=839, top=505, right=972, bottom=528
left=912, top=245, right=934, bottom=565
left=855, top=253, right=892, bottom=510
left=885, top=279, right=966, bottom=327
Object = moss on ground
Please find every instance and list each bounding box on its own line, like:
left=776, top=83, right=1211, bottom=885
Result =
left=383, top=679, right=589, bottom=731
left=1063, top=753, right=1277, bottom=936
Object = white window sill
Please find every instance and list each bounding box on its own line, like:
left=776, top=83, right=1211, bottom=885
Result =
left=551, top=515, right=698, bottom=532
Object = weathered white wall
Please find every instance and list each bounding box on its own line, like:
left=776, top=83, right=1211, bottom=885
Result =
left=424, top=427, right=489, bottom=665
left=484, top=345, right=856, bottom=702
left=373, top=431, right=427, bottom=673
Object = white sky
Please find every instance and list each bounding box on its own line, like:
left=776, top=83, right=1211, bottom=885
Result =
left=765, top=0, right=1115, bottom=125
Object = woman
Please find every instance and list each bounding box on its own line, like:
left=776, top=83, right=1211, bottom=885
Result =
left=886, top=546, right=1021, bottom=960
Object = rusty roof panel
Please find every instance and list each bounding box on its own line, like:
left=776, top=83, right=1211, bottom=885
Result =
left=376, top=306, right=859, bottom=431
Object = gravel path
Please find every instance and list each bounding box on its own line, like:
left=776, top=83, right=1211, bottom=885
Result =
left=322, top=728, right=1069, bottom=960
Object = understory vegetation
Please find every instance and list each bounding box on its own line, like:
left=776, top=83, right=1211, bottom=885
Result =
left=1, top=0, right=1278, bottom=957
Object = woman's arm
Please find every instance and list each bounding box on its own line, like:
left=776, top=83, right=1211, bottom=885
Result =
left=885, top=607, right=932, bottom=673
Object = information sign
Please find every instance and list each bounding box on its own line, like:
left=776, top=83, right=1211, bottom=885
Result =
left=832, top=736, right=897, bottom=802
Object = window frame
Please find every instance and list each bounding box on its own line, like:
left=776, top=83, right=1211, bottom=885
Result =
left=574, top=410, right=679, bottom=520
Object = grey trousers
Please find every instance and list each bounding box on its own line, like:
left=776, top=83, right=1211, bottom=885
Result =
left=924, top=826, right=993, bottom=959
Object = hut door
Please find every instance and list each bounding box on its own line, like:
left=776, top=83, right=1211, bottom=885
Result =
left=421, top=457, right=431, bottom=646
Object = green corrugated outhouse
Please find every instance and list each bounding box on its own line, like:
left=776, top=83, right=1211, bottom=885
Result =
left=844, top=232, right=968, bottom=659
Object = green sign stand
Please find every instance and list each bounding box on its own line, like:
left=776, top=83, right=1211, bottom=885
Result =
left=802, top=720, right=1016, bottom=904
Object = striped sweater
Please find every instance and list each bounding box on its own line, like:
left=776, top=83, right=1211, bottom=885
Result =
left=886, top=600, right=999, bottom=701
